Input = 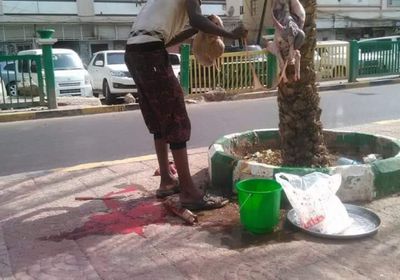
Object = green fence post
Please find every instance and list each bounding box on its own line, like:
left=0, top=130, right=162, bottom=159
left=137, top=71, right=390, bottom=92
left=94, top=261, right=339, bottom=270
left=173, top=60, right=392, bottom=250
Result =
left=35, top=57, right=45, bottom=106
left=37, top=29, right=57, bottom=109
left=267, top=54, right=277, bottom=88
left=180, top=44, right=190, bottom=95
left=349, top=40, right=359, bottom=83
left=266, top=28, right=277, bottom=88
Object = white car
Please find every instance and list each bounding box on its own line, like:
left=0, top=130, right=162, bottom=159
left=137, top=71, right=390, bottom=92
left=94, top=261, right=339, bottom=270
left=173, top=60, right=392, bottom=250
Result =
left=87, top=50, right=136, bottom=104
left=0, top=79, right=6, bottom=100
left=16, top=48, right=93, bottom=97
left=0, top=62, right=16, bottom=96
left=168, top=53, right=181, bottom=79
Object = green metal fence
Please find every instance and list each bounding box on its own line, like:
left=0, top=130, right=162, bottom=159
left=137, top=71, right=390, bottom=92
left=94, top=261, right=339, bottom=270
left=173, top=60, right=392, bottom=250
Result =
left=180, top=44, right=273, bottom=95
left=181, top=39, right=400, bottom=94
left=191, top=50, right=269, bottom=94
left=357, top=40, right=400, bottom=78
left=0, top=54, right=46, bottom=110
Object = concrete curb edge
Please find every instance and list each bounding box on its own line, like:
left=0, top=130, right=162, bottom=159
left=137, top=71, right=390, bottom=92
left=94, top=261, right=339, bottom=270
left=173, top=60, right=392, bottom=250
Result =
left=208, top=129, right=400, bottom=202
left=0, top=103, right=140, bottom=123
left=316, top=77, right=400, bottom=92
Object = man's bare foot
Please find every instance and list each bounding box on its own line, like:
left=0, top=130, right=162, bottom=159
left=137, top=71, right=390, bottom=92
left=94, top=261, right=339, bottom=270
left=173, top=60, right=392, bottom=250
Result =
left=159, top=175, right=179, bottom=190
left=156, top=176, right=180, bottom=198
left=181, top=194, right=229, bottom=211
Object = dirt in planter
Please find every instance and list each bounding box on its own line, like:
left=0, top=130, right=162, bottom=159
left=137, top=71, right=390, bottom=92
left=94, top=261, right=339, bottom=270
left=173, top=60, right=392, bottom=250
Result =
left=243, top=149, right=283, bottom=166
left=241, top=148, right=371, bottom=167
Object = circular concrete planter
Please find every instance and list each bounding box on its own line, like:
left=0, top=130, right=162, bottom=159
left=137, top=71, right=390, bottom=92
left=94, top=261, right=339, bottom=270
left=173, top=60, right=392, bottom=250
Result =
left=208, top=129, right=400, bottom=202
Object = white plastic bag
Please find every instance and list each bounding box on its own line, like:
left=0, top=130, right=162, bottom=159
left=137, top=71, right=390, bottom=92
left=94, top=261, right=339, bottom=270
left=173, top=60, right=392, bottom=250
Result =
left=275, top=172, right=352, bottom=234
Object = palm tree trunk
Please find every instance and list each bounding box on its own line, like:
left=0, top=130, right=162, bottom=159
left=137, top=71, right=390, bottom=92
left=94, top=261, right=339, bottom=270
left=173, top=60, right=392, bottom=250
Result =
left=277, top=0, right=330, bottom=167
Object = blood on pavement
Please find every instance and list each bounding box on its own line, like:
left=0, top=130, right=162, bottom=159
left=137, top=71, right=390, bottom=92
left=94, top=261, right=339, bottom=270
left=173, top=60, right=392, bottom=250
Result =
left=43, top=185, right=167, bottom=241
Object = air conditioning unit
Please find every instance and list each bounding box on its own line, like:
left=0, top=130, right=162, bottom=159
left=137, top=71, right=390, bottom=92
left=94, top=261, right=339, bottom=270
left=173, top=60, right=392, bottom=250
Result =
left=227, top=6, right=235, bottom=17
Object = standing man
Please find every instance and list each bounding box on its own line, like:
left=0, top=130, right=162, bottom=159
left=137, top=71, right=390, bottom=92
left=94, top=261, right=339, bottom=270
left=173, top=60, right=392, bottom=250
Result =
left=125, top=0, right=247, bottom=210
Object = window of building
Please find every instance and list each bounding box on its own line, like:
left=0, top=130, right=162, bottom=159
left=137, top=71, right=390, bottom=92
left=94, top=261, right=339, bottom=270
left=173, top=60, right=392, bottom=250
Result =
left=250, top=0, right=257, bottom=16
left=388, top=0, right=400, bottom=6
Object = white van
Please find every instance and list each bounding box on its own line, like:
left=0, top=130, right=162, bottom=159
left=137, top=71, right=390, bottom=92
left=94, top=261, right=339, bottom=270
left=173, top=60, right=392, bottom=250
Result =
left=16, top=48, right=93, bottom=97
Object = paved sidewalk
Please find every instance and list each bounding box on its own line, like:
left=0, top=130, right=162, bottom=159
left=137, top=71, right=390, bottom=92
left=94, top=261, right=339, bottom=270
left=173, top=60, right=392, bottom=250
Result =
left=1, top=122, right=400, bottom=279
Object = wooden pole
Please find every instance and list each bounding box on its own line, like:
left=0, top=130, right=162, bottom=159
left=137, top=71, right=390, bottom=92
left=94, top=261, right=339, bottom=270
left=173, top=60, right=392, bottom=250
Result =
left=257, top=0, right=268, bottom=45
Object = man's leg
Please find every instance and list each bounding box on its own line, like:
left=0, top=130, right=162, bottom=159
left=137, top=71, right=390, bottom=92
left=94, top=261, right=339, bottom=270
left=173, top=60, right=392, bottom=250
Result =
left=171, top=147, right=203, bottom=203
left=154, top=137, right=178, bottom=190
left=172, top=146, right=228, bottom=210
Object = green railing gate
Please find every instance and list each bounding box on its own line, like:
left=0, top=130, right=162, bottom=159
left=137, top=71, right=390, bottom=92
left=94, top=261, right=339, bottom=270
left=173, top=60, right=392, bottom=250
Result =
left=182, top=49, right=271, bottom=95
left=0, top=54, right=46, bottom=110
left=358, top=40, right=400, bottom=77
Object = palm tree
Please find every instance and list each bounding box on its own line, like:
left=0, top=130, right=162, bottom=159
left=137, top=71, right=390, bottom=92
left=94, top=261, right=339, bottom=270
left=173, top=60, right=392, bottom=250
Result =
left=277, top=0, right=330, bottom=167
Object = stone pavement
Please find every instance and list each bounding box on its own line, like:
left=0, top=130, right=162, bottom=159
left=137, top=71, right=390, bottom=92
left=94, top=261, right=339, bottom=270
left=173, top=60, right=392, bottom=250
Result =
left=1, top=122, right=400, bottom=279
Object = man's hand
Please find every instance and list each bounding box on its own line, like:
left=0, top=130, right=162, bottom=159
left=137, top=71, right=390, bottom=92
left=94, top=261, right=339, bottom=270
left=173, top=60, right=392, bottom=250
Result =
left=230, top=25, right=248, bottom=40
left=186, top=0, right=247, bottom=39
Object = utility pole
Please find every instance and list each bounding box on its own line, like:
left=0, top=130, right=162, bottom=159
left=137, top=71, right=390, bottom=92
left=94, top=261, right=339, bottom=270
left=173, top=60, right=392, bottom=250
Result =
left=37, top=29, right=58, bottom=109
left=257, top=0, right=268, bottom=45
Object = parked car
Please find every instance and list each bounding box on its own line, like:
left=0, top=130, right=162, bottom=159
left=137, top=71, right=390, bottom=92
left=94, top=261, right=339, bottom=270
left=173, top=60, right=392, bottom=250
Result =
left=168, top=53, right=181, bottom=80
left=87, top=50, right=137, bottom=104
left=225, top=44, right=262, bottom=52
left=224, top=44, right=266, bottom=61
left=0, top=61, right=16, bottom=96
left=15, top=48, right=93, bottom=97
left=0, top=78, right=6, bottom=99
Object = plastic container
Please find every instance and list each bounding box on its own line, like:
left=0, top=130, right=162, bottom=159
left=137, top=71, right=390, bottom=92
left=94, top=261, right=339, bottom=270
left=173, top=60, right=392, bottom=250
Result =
left=363, top=154, right=382, bottom=164
left=236, top=178, right=282, bottom=234
left=336, top=157, right=360, bottom=166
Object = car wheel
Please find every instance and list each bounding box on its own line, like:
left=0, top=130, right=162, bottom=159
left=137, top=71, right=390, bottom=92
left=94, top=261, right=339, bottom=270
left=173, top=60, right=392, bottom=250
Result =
left=91, top=82, right=99, bottom=98
left=6, top=81, right=18, bottom=96
left=103, top=80, right=115, bottom=105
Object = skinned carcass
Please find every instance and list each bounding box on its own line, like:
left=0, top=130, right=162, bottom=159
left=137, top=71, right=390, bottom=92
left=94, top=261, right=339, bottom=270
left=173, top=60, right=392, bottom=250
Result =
left=265, top=0, right=305, bottom=83
left=192, top=15, right=225, bottom=68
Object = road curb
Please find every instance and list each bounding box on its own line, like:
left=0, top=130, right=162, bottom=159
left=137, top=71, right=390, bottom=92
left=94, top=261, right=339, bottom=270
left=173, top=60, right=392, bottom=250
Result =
left=0, top=103, right=140, bottom=123
left=1, top=77, right=399, bottom=123
left=232, top=90, right=278, bottom=100
left=231, top=77, right=400, bottom=100
left=317, top=77, right=400, bottom=92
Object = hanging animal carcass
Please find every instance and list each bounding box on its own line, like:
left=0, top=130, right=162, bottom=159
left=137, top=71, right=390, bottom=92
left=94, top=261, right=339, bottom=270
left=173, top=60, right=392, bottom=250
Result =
left=192, top=14, right=225, bottom=68
left=265, top=0, right=306, bottom=83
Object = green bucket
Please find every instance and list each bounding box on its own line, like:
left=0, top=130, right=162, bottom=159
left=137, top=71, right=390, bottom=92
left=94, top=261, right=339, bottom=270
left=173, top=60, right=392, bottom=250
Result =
left=236, top=178, right=282, bottom=234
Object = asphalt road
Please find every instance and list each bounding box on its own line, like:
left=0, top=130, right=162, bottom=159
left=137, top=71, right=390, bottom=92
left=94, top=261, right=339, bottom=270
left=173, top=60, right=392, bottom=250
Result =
left=1, top=84, right=400, bottom=176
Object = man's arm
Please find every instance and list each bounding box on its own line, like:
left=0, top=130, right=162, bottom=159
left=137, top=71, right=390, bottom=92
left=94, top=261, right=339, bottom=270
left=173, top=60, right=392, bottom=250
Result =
left=165, top=28, right=198, bottom=48
left=185, top=0, right=246, bottom=39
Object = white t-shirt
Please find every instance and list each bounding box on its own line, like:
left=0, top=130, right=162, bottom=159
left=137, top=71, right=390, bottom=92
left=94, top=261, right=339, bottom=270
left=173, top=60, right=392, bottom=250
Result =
left=127, top=0, right=189, bottom=45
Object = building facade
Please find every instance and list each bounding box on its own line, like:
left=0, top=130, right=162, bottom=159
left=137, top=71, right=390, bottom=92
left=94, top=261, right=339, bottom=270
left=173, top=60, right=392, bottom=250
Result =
left=0, top=0, right=242, bottom=63
left=243, top=0, right=400, bottom=43
left=317, top=0, right=400, bottom=41
left=3, top=0, right=397, bottom=61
